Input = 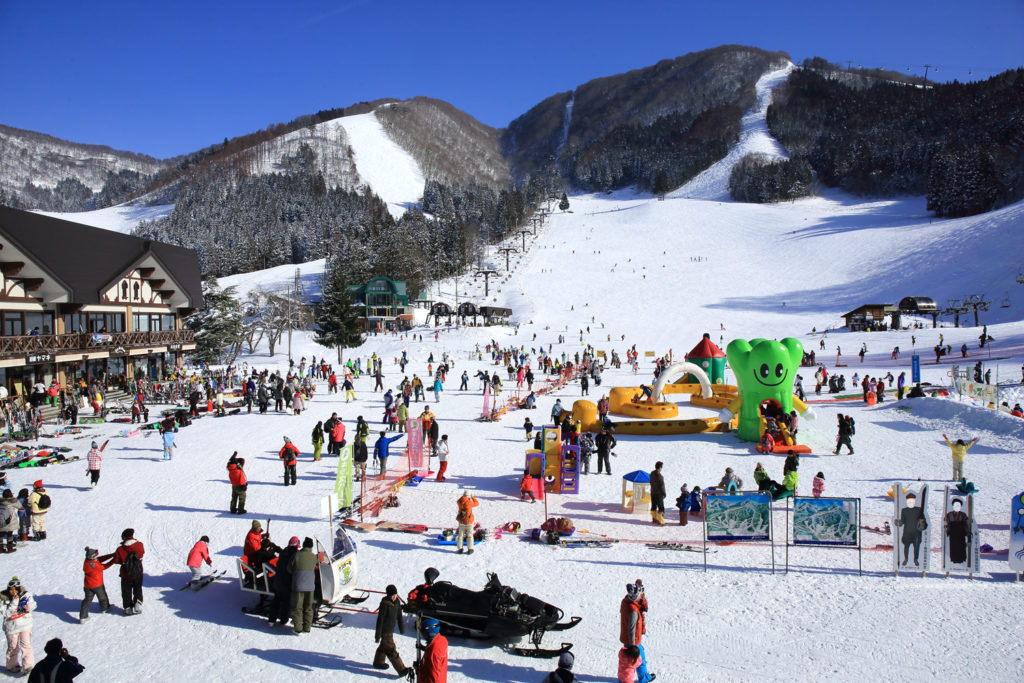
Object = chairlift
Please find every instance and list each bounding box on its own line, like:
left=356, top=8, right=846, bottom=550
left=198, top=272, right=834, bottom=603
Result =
left=1001, top=291, right=1011, bottom=308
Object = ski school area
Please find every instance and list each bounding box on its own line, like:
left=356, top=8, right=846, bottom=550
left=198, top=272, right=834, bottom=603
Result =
left=2, top=320, right=1024, bottom=681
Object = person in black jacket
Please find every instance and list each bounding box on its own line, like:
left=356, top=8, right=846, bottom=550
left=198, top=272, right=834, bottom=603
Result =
left=268, top=536, right=299, bottom=627
left=27, top=638, right=84, bottom=683
left=373, top=584, right=412, bottom=675
left=595, top=428, right=617, bottom=475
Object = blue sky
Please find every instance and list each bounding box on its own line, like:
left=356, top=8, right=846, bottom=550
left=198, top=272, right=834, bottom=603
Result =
left=2, top=0, right=1021, bottom=159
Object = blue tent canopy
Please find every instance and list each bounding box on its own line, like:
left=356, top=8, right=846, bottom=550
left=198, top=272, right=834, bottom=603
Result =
left=623, top=470, right=650, bottom=483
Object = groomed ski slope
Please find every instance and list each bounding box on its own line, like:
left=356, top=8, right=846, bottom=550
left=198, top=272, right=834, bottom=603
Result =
left=35, top=202, right=174, bottom=234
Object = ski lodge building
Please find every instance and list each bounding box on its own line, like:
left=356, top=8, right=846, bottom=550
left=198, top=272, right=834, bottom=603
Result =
left=0, top=206, right=201, bottom=397
left=347, top=276, right=413, bottom=331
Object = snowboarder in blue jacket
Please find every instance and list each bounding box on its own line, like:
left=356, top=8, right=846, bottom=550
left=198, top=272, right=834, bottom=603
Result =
left=374, top=432, right=405, bottom=478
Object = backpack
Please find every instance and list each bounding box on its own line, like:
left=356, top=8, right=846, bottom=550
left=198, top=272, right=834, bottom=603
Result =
left=0, top=505, right=13, bottom=528
left=456, top=506, right=471, bottom=525
left=848, top=417, right=856, bottom=435
left=122, top=548, right=143, bottom=578
left=36, top=494, right=51, bottom=510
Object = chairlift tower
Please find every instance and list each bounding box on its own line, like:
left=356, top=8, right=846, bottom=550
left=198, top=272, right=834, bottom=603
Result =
left=476, top=269, right=498, bottom=297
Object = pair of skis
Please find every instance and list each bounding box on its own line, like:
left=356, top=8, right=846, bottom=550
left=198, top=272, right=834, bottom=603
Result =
left=180, top=569, right=227, bottom=592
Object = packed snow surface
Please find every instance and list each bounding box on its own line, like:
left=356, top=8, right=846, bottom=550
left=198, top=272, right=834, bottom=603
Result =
left=35, top=202, right=174, bottom=234
left=11, top=67, right=1024, bottom=682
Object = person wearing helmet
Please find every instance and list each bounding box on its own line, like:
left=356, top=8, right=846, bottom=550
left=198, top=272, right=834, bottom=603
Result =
left=86, top=441, right=106, bottom=488
left=417, top=617, right=448, bottom=683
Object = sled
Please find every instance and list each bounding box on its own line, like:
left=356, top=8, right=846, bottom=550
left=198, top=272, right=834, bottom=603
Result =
left=756, top=443, right=812, bottom=455
left=436, top=534, right=486, bottom=546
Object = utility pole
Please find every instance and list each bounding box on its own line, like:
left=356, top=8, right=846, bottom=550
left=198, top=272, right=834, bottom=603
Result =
left=497, top=246, right=518, bottom=272
left=518, top=229, right=531, bottom=253
left=476, top=269, right=497, bottom=297
left=922, top=64, right=932, bottom=88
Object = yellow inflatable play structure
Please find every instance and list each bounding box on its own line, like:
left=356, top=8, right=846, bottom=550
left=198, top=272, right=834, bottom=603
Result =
left=569, top=360, right=740, bottom=436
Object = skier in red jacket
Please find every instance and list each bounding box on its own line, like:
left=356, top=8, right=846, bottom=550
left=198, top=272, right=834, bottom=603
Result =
left=79, top=546, right=113, bottom=622
left=279, top=437, right=300, bottom=486
left=417, top=617, right=448, bottom=683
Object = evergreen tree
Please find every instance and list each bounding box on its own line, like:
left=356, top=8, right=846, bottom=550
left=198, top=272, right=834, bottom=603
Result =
left=314, top=261, right=364, bottom=364
left=185, top=278, right=244, bottom=366
left=558, top=192, right=570, bottom=212
left=652, top=170, right=671, bottom=198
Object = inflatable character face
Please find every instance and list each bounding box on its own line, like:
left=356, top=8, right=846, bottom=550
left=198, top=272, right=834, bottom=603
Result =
left=726, top=338, right=804, bottom=442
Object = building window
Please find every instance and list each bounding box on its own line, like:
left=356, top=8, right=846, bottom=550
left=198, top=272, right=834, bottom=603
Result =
left=2, top=312, right=23, bottom=336
left=162, top=314, right=176, bottom=331
left=64, top=313, right=87, bottom=334
left=24, top=312, right=54, bottom=336
left=133, top=314, right=150, bottom=332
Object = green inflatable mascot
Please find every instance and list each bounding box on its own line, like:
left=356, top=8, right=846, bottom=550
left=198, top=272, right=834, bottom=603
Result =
left=720, top=337, right=813, bottom=442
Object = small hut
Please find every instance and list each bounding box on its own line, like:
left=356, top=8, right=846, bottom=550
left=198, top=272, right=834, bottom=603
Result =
left=621, top=470, right=651, bottom=514
left=685, top=333, right=727, bottom=384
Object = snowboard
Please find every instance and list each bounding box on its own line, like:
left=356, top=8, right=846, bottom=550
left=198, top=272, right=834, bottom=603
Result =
left=79, top=417, right=106, bottom=424
left=941, top=487, right=980, bottom=577
left=340, top=519, right=377, bottom=533
left=894, top=482, right=929, bottom=576
left=376, top=521, right=429, bottom=534
left=1010, top=492, right=1024, bottom=580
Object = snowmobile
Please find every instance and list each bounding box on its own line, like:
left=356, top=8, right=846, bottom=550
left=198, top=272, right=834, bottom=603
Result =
left=405, top=570, right=580, bottom=658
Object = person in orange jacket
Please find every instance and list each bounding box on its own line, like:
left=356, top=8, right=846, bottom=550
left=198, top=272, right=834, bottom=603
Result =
left=417, top=618, right=448, bottom=683
left=243, top=520, right=265, bottom=562
left=619, top=581, right=653, bottom=682
left=455, top=492, right=478, bottom=554
left=79, top=546, right=113, bottom=622
left=279, top=437, right=300, bottom=486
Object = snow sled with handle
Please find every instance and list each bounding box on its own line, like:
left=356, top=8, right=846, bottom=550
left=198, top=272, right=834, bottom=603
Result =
left=236, top=524, right=379, bottom=628
left=405, top=571, right=580, bottom=657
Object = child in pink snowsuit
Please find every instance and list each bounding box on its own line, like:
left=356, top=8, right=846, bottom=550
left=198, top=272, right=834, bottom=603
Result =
left=812, top=472, right=825, bottom=498
left=618, top=645, right=642, bottom=682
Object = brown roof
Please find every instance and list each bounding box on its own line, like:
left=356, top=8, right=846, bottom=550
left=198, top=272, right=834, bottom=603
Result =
left=0, top=206, right=202, bottom=308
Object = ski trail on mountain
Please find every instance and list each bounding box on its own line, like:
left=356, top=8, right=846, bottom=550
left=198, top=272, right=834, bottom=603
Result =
left=337, top=112, right=425, bottom=219
left=672, top=62, right=794, bottom=201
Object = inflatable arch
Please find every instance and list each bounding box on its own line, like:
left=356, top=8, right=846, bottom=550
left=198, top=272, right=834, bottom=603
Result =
left=652, top=362, right=713, bottom=402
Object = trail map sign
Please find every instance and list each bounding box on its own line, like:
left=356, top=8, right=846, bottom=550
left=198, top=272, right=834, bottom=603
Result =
left=705, top=492, right=771, bottom=541
left=793, top=497, right=859, bottom=546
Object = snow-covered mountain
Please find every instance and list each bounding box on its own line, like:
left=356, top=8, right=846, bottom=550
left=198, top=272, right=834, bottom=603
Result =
left=0, top=123, right=166, bottom=196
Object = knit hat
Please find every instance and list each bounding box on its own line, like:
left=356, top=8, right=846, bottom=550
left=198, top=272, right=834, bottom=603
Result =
left=7, top=576, right=20, bottom=588
left=303, top=537, right=314, bottom=548
left=283, top=436, right=291, bottom=443
left=251, top=520, right=262, bottom=530
left=625, top=583, right=640, bottom=601
left=85, top=547, right=98, bottom=559
left=558, top=651, right=575, bottom=670
left=91, top=441, right=99, bottom=449
left=33, top=480, right=42, bottom=489
left=288, top=536, right=300, bottom=548
left=121, top=528, right=134, bottom=540
left=385, top=584, right=398, bottom=597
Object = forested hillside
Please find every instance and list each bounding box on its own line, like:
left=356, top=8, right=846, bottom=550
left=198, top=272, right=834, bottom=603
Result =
left=767, top=65, right=1024, bottom=216
left=134, top=145, right=537, bottom=291
left=502, top=45, right=790, bottom=193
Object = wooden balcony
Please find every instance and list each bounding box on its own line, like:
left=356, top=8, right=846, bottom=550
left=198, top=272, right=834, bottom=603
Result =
left=0, top=329, right=195, bottom=360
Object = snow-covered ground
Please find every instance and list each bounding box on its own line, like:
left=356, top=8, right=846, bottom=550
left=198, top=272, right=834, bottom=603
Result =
left=35, top=202, right=174, bottom=234
left=335, top=112, right=424, bottom=219
left=10, top=65, right=1024, bottom=681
